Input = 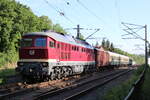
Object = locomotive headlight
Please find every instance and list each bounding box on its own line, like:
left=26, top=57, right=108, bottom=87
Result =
left=29, top=68, right=33, bottom=72
left=42, top=62, right=48, bottom=67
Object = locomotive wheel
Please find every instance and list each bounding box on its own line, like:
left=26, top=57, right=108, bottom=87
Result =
left=44, top=76, right=49, bottom=81
left=68, top=67, right=73, bottom=75
left=55, top=67, right=62, bottom=80
left=62, top=67, right=69, bottom=77
left=50, top=72, right=56, bottom=80
left=57, top=73, right=61, bottom=79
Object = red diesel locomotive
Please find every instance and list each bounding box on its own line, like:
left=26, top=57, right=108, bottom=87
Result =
left=16, top=31, right=132, bottom=80
left=16, top=31, right=95, bottom=80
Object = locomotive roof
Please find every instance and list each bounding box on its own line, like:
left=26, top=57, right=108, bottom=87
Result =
left=23, top=31, right=94, bottom=49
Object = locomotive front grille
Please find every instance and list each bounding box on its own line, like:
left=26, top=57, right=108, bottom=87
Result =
left=16, top=62, right=49, bottom=76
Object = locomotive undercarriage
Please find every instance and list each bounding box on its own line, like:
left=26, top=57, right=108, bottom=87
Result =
left=48, top=61, right=96, bottom=80
left=50, top=64, right=95, bottom=80
left=16, top=61, right=96, bottom=81
left=50, top=66, right=73, bottom=80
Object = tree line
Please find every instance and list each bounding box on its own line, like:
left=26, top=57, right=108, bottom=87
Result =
left=96, top=39, right=144, bottom=64
left=0, top=0, right=66, bottom=53
left=0, top=0, right=66, bottom=66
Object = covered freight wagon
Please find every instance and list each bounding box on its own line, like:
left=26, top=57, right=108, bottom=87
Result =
left=95, top=47, right=109, bottom=69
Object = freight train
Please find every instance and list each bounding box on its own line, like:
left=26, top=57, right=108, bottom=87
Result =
left=16, top=31, right=132, bottom=80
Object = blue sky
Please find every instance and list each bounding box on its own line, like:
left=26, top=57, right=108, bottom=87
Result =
left=15, top=0, right=150, bottom=54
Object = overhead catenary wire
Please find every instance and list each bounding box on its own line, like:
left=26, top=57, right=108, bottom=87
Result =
left=122, top=22, right=145, bottom=41
left=122, top=29, right=144, bottom=41
left=76, top=0, right=105, bottom=24
left=63, top=0, right=82, bottom=24
left=114, top=0, right=136, bottom=53
left=114, top=0, right=122, bottom=35
left=121, top=27, right=144, bottom=37
left=64, top=0, right=107, bottom=37
left=85, top=29, right=100, bottom=40
left=43, top=0, right=74, bottom=24
left=122, top=22, right=144, bottom=27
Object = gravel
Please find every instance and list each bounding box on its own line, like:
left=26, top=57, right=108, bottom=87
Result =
left=77, top=69, right=134, bottom=100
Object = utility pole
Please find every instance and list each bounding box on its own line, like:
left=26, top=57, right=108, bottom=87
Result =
left=77, top=25, right=80, bottom=39
left=65, top=25, right=100, bottom=40
left=72, top=24, right=83, bottom=39
left=122, top=22, right=148, bottom=67
left=145, top=25, right=148, bottom=67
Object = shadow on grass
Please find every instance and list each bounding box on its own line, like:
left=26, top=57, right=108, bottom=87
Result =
left=139, top=67, right=150, bottom=100
left=0, top=68, right=16, bottom=85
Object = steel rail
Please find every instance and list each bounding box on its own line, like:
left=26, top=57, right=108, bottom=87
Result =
left=34, top=69, right=132, bottom=100
left=64, top=69, right=132, bottom=100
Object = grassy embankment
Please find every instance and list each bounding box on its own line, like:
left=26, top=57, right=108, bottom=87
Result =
left=0, top=52, right=18, bottom=84
left=103, top=65, right=145, bottom=100
left=138, top=67, right=150, bottom=100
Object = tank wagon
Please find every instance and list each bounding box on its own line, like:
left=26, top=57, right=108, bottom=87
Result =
left=16, top=31, right=133, bottom=80
left=16, top=31, right=95, bottom=80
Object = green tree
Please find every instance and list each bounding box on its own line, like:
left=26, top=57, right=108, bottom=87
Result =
left=38, top=16, right=52, bottom=31
left=101, top=39, right=106, bottom=48
left=53, top=24, right=66, bottom=34
left=110, top=43, right=114, bottom=51
left=106, top=40, right=110, bottom=49
left=79, top=34, right=85, bottom=40
left=0, top=0, right=67, bottom=67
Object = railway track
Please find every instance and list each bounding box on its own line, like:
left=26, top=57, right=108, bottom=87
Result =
left=0, top=67, right=133, bottom=100
left=0, top=74, right=90, bottom=100
left=64, top=69, right=132, bottom=100
left=33, top=69, right=133, bottom=100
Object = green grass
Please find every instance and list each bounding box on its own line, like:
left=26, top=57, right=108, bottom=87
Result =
left=103, top=65, right=145, bottom=100
left=0, top=68, right=16, bottom=77
left=0, top=68, right=16, bottom=85
left=137, top=67, right=150, bottom=100
left=0, top=51, right=18, bottom=84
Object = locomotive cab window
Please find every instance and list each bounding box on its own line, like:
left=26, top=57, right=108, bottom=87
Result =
left=57, top=43, right=60, bottom=48
left=35, top=38, right=46, bottom=47
left=21, top=38, right=32, bottom=47
left=49, top=41, right=55, bottom=48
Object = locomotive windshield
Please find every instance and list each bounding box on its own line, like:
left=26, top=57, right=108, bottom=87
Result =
left=21, top=38, right=32, bottom=47
left=35, top=38, right=46, bottom=47
left=21, top=38, right=46, bottom=47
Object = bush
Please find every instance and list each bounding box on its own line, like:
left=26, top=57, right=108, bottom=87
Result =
left=0, top=51, right=18, bottom=68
